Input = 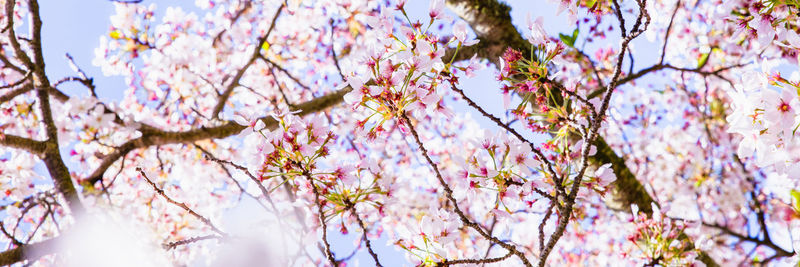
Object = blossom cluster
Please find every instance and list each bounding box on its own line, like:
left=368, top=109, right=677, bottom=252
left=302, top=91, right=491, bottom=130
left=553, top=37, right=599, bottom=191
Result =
left=255, top=113, right=333, bottom=179
left=724, top=0, right=800, bottom=52
left=393, top=208, right=462, bottom=265
left=456, top=131, right=545, bottom=212
left=727, top=71, right=800, bottom=175
left=7, top=0, right=800, bottom=266
left=252, top=112, right=385, bottom=222
left=341, top=0, right=480, bottom=138
left=496, top=30, right=588, bottom=151
left=625, top=204, right=699, bottom=266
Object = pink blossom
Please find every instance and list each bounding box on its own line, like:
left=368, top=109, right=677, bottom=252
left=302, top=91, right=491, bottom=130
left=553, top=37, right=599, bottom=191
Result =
left=594, top=163, right=616, bottom=187
left=452, top=20, right=478, bottom=46
left=526, top=15, right=547, bottom=46
left=428, top=0, right=447, bottom=20
left=748, top=13, right=775, bottom=48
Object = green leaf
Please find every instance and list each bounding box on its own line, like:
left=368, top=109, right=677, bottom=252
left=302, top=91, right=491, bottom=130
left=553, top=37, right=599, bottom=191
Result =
left=81, top=180, right=100, bottom=195
left=570, top=28, right=579, bottom=45
left=261, top=41, right=271, bottom=52
left=791, top=189, right=800, bottom=211
left=559, top=28, right=579, bottom=48
left=558, top=33, right=571, bottom=46
left=697, top=52, right=710, bottom=69
left=109, top=29, right=123, bottom=40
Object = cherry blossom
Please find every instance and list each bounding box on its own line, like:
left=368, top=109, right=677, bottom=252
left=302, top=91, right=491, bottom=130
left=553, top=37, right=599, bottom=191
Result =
left=526, top=15, right=547, bottom=46
left=452, top=20, right=478, bottom=46
left=2, top=0, right=800, bottom=266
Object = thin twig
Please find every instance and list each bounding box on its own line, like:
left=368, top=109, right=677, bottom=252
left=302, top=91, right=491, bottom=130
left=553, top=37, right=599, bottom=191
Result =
left=401, top=113, right=532, bottom=267
left=0, top=71, right=30, bottom=89
left=196, top=145, right=282, bottom=214
left=211, top=4, right=285, bottom=118
left=163, top=234, right=221, bottom=250
left=137, top=167, right=227, bottom=237
left=63, top=53, right=97, bottom=97
left=263, top=56, right=311, bottom=91
left=212, top=0, right=252, bottom=46
left=538, top=1, right=650, bottom=265
left=329, top=19, right=344, bottom=77
left=671, top=217, right=796, bottom=258
left=448, top=81, right=559, bottom=186
left=343, top=199, right=382, bottom=266
left=303, top=171, right=337, bottom=266
left=439, top=251, right=513, bottom=266
left=0, top=223, right=21, bottom=246
left=659, top=1, right=681, bottom=64
left=538, top=202, right=555, bottom=254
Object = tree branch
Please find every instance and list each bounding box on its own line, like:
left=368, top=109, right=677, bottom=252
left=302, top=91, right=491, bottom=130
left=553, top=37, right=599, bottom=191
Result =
left=444, top=0, right=531, bottom=66
left=138, top=168, right=227, bottom=237
left=19, top=0, right=85, bottom=213
left=443, top=0, right=660, bottom=216
left=439, top=250, right=513, bottom=266
left=442, top=2, right=718, bottom=265
left=0, top=134, right=48, bottom=156
left=303, top=172, right=337, bottom=266
left=659, top=1, right=682, bottom=64
left=538, top=1, right=650, bottom=265
left=3, top=0, right=33, bottom=69
left=343, top=199, right=382, bottom=267
left=0, top=234, right=60, bottom=266
left=163, top=234, right=221, bottom=250
left=211, top=4, right=284, bottom=118
left=0, top=83, right=33, bottom=103
left=401, top=113, right=532, bottom=267
left=448, top=81, right=559, bottom=183
left=86, top=86, right=352, bottom=185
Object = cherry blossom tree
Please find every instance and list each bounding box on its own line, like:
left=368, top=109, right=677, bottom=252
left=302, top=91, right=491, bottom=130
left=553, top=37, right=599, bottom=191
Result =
left=1, top=0, right=799, bottom=266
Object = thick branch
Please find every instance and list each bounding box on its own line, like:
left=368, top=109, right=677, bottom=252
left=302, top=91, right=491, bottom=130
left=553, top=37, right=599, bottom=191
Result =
left=589, top=138, right=655, bottom=214
left=0, top=134, right=48, bottom=156
left=444, top=0, right=530, bottom=66
left=23, top=0, right=85, bottom=213
left=444, top=5, right=715, bottom=266
left=87, top=86, right=352, bottom=185
left=1, top=83, right=70, bottom=104
left=4, top=0, right=33, bottom=68
left=0, top=235, right=60, bottom=266
left=0, top=83, right=34, bottom=103
left=439, top=251, right=513, bottom=266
